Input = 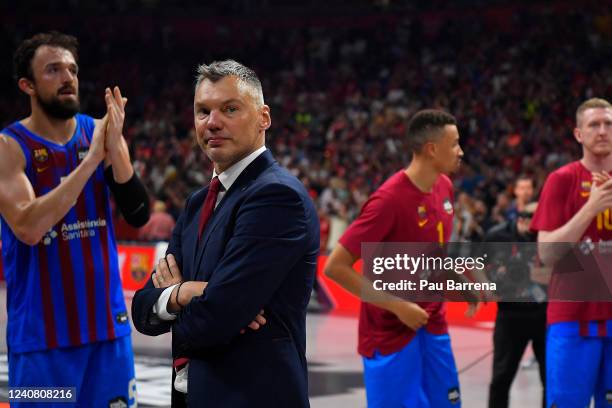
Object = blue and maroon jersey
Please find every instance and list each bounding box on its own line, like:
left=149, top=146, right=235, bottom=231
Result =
left=0, top=114, right=130, bottom=353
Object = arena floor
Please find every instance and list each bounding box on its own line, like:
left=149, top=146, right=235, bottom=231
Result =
left=0, top=288, right=545, bottom=407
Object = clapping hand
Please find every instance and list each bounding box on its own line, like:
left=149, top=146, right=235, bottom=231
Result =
left=88, top=114, right=108, bottom=164
left=588, top=172, right=612, bottom=215
left=592, top=171, right=611, bottom=187
left=104, top=86, right=127, bottom=153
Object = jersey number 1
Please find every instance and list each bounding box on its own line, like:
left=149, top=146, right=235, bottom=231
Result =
left=437, top=221, right=444, bottom=245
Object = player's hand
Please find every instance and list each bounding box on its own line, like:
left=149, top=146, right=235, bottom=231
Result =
left=87, top=114, right=108, bottom=164
left=392, top=302, right=429, bottom=331
left=475, top=283, right=498, bottom=303
left=530, top=266, right=552, bottom=285
left=152, top=254, right=183, bottom=288
left=587, top=177, right=612, bottom=215
left=463, top=281, right=484, bottom=316
left=240, top=310, right=267, bottom=334
left=104, top=86, right=127, bottom=153
left=592, top=171, right=611, bottom=187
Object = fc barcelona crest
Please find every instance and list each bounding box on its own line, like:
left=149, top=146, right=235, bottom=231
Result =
left=443, top=198, right=453, bottom=214
left=417, top=205, right=428, bottom=227
left=78, top=146, right=89, bottom=162
left=33, top=148, right=48, bottom=163
left=418, top=205, right=427, bottom=219
left=580, top=181, right=591, bottom=198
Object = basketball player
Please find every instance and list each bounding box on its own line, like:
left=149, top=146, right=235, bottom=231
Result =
left=0, top=32, right=149, bottom=406
left=325, top=109, right=476, bottom=407
left=531, top=97, right=612, bottom=407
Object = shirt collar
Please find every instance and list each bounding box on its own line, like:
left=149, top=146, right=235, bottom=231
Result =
left=212, top=145, right=267, bottom=191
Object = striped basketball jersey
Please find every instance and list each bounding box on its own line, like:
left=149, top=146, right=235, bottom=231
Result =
left=0, top=114, right=130, bottom=353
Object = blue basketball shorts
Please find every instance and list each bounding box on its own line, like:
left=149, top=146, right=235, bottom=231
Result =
left=547, top=322, right=612, bottom=408
left=8, top=335, right=137, bottom=407
left=362, top=328, right=461, bottom=408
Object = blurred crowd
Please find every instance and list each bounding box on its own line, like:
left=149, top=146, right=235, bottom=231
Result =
left=0, top=1, right=611, bottom=248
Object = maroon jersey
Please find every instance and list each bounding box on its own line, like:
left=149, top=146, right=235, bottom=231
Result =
left=339, top=170, right=455, bottom=357
left=531, top=161, right=612, bottom=324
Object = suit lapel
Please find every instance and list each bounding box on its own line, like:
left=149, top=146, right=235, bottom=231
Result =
left=194, top=150, right=276, bottom=280
left=187, top=189, right=208, bottom=279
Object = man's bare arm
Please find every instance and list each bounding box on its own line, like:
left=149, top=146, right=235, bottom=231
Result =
left=324, top=243, right=429, bottom=330
left=0, top=117, right=107, bottom=245
left=538, top=178, right=612, bottom=265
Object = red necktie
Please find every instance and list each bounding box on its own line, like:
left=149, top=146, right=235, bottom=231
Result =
left=174, top=177, right=222, bottom=373
left=173, top=356, right=189, bottom=371
left=198, top=176, right=222, bottom=239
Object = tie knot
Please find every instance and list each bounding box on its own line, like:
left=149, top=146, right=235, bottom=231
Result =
left=209, top=176, right=222, bottom=193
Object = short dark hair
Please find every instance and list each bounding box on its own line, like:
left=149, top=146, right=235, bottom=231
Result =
left=13, top=31, right=79, bottom=82
left=406, top=109, right=457, bottom=154
left=515, top=173, right=534, bottom=186
left=195, top=59, right=264, bottom=106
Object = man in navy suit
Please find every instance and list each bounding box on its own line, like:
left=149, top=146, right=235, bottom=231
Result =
left=132, top=60, right=319, bottom=407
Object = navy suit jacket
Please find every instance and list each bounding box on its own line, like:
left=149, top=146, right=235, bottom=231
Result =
left=132, top=150, right=319, bottom=407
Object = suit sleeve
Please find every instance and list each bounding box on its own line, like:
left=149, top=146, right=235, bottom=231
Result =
left=131, top=196, right=189, bottom=336
left=172, top=183, right=311, bottom=353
